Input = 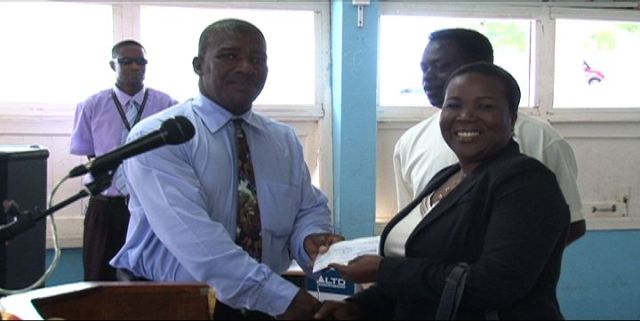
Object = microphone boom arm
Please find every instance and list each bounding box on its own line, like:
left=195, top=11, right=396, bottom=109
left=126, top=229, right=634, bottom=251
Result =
left=0, top=172, right=113, bottom=242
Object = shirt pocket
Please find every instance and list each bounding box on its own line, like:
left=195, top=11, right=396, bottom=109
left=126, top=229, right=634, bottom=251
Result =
left=258, top=180, right=299, bottom=234
left=257, top=180, right=299, bottom=272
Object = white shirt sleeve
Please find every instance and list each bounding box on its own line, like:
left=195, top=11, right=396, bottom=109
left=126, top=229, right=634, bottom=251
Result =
left=541, top=138, right=584, bottom=222
left=514, top=113, right=584, bottom=223
left=393, top=137, right=415, bottom=211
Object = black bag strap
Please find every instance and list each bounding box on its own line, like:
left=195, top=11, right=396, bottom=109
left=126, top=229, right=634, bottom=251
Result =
left=436, top=262, right=470, bottom=320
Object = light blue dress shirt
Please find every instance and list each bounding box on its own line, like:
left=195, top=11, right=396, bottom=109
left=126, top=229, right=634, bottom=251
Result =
left=111, top=93, right=333, bottom=316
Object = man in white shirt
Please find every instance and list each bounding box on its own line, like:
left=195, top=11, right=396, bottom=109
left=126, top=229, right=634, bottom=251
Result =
left=393, top=28, right=586, bottom=245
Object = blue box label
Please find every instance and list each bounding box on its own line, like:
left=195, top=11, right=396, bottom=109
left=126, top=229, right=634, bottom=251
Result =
left=307, top=269, right=357, bottom=295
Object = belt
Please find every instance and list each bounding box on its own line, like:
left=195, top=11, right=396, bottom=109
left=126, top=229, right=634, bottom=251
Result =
left=116, top=269, right=150, bottom=282
left=91, top=195, right=130, bottom=204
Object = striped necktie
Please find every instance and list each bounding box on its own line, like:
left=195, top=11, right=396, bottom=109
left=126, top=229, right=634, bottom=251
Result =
left=114, top=100, right=139, bottom=195
left=233, top=119, right=262, bottom=261
left=121, top=100, right=139, bottom=143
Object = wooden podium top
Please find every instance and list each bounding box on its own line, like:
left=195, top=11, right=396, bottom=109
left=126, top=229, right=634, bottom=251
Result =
left=0, top=282, right=212, bottom=320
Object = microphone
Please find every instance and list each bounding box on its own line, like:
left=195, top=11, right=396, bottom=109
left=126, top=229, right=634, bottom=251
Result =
left=0, top=201, right=40, bottom=241
left=69, top=116, right=195, bottom=178
left=2, top=200, right=20, bottom=218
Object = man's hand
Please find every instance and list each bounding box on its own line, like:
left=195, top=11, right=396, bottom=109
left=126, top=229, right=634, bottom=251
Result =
left=304, top=233, right=345, bottom=261
left=276, top=289, right=322, bottom=320
left=329, top=255, right=383, bottom=284
left=314, top=300, right=362, bottom=320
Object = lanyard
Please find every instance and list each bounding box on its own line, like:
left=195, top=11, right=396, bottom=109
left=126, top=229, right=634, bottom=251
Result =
left=112, top=89, right=149, bottom=131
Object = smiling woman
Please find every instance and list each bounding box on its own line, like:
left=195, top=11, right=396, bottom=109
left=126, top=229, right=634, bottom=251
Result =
left=440, top=63, right=520, bottom=175
left=316, top=63, right=571, bottom=320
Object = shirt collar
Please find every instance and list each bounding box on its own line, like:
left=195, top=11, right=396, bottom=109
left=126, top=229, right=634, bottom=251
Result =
left=112, top=85, right=146, bottom=106
left=193, top=93, right=261, bottom=134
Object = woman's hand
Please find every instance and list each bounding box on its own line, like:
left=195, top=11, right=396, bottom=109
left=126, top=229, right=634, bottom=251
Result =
left=329, top=255, right=383, bottom=283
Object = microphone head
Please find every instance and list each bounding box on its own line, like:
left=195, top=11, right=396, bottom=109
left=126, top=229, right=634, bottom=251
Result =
left=161, top=116, right=196, bottom=145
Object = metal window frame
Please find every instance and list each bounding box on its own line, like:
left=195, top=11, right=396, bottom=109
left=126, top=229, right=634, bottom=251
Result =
left=378, top=1, right=640, bottom=123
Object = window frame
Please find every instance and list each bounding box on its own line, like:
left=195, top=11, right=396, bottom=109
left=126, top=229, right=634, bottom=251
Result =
left=0, top=1, right=330, bottom=122
left=378, top=1, right=544, bottom=122
left=0, top=2, right=114, bottom=117
left=122, top=1, right=331, bottom=122
left=377, top=1, right=640, bottom=123
left=545, top=7, right=640, bottom=122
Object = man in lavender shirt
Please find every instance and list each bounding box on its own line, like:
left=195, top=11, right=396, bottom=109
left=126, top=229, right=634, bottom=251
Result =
left=70, top=40, right=177, bottom=281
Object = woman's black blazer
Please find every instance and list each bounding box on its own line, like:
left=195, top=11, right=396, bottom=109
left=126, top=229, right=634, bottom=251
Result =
left=350, top=140, right=571, bottom=320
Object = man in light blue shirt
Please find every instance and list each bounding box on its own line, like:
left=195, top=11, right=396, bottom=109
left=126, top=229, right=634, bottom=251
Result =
left=110, top=19, right=342, bottom=319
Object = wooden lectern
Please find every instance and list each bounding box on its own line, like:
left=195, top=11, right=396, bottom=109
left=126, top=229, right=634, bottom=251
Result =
left=0, top=282, right=213, bottom=320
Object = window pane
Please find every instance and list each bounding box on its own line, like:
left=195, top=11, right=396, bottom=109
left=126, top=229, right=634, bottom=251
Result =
left=379, top=15, right=533, bottom=107
left=0, top=2, right=113, bottom=104
left=140, top=6, right=316, bottom=105
left=554, top=19, right=640, bottom=108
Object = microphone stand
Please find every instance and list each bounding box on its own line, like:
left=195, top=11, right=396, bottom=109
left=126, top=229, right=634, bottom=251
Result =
left=0, top=172, right=114, bottom=242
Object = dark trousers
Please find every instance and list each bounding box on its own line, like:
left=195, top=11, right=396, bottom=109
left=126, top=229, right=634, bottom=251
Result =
left=213, top=302, right=274, bottom=320
left=83, top=195, right=130, bottom=281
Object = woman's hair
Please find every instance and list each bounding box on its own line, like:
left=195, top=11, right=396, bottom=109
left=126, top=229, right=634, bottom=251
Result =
left=446, top=62, right=521, bottom=115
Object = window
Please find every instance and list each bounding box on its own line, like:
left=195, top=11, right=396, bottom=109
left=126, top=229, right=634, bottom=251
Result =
left=379, top=15, right=533, bottom=107
left=0, top=2, right=113, bottom=104
left=140, top=5, right=317, bottom=106
left=554, top=19, right=640, bottom=108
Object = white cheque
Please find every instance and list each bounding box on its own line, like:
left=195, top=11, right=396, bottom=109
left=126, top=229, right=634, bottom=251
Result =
left=313, top=236, right=381, bottom=273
